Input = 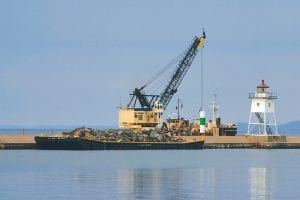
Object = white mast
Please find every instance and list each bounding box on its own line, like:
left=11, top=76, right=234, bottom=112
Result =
left=209, top=94, right=219, bottom=125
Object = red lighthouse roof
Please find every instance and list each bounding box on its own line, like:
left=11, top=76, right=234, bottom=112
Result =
left=257, top=79, right=269, bottom=88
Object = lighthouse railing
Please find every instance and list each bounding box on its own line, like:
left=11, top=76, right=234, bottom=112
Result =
left=248, top=92, right=277, bottom=99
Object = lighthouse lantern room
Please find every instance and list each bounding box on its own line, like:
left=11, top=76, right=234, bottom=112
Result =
left=247, top=80, right=278, bottom=135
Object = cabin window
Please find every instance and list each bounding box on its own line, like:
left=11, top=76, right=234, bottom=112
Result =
left=138, top=115, right=143, bottom=120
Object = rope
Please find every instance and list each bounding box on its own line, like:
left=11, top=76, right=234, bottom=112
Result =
left=142, top=52, right=185, bottom=94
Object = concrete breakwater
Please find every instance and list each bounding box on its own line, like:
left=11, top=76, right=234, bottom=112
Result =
left=2, top=133, right=300, bottom=149
left=0, top=135, right=36, bottom=149
left=182, top=135, right=300, bottom=149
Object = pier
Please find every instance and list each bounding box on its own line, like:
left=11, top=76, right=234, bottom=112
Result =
left=2, top=134, right=300, bottom=149
left=182, top=135, right=300, bottom=149
left=0, top=135, right=36, bottom=149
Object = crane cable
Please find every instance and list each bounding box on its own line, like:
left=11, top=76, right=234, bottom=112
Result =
left=200, top=41, right=204, bottom=110
left=142, top=51, right=185, bottom=93
left=146, top=67, right=174, bottom=94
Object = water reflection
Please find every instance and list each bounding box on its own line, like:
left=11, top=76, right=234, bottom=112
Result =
left=117, top=169, right=161, bottom=199
left=117, top=168, right=218, bottom=200
left=249, top=168, right=269, bottom=200
left=4, top=150, right=300, bottom=199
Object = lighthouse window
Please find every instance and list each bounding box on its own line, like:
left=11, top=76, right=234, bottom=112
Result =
left=268, top=103, right=271, bottom=107
left=257, top=103, right=260, bottom=106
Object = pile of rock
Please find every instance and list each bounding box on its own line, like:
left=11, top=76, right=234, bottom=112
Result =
left=62, top=127, right=184, bottom=143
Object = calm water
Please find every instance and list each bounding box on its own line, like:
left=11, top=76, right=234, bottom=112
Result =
left=0, top=150, right=300, bottom=200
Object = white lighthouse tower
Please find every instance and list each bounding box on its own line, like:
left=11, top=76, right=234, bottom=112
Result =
left=247, top=80, right=278, bottom=135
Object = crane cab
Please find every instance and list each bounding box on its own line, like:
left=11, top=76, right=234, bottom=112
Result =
left=119, top=101, right=164, bottom=131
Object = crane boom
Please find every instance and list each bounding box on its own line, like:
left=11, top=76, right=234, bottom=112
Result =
left=159, top=31, right=206, bottom=109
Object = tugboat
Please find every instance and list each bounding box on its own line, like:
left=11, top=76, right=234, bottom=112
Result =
left=161, top=97, right=237, bottom=136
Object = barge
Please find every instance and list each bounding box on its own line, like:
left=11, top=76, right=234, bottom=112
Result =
left=34, top=135, right=204, bottom=150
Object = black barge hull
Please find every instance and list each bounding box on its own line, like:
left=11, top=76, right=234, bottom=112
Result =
left=34, top=136, right=204, bottom=150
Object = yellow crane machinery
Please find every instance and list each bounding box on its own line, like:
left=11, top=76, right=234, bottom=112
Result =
left=119, top=31, right=206, bottom=130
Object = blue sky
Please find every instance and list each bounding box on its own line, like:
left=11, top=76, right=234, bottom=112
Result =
left=0, top=0, right=299, bottom=126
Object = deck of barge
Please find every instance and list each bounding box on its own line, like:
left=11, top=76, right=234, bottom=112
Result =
left=2, top=134, right=300, bottom=149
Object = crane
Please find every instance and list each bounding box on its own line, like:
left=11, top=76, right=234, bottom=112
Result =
left=119, top=31, right=206, bottom=130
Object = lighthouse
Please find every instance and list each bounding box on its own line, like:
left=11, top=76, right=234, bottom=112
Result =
left=247, top=80, right=278, bottom=135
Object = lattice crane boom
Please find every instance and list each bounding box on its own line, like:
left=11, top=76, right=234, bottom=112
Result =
left=159, top=31, right=206, bottom=109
